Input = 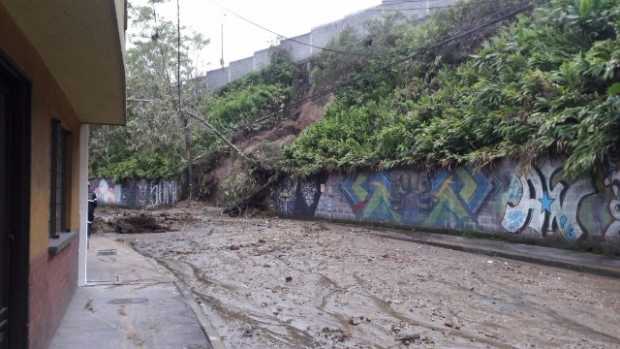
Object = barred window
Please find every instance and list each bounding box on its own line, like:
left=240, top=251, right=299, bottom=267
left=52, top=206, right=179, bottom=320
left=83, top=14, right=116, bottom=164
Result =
left=50, top=119, right=71, bottom=238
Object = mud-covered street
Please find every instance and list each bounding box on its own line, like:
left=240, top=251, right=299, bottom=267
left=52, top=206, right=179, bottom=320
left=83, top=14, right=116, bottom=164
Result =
left=98, top=207, right=620, bottom=349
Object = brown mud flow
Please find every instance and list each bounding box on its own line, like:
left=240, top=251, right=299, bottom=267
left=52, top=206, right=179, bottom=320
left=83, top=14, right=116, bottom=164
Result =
left=99, top=207, right=620, bottom=349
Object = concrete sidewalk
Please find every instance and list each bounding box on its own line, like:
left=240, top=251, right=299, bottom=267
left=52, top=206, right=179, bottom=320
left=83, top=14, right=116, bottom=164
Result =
left=50, top=236, right=211, bottom=349
left=360, top=226, right=620, bottom=278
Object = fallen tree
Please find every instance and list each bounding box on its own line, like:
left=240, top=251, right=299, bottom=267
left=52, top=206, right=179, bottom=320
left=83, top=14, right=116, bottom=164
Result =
left=185, top=109, right=282, bottom=216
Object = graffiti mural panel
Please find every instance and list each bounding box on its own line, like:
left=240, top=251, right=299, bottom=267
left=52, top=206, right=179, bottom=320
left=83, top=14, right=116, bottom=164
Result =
left=92, top=179, right=122, bottom=205
left=90, top=178, right=180, bottom=209
left=423, top=168, right=494, bottom=230
left=501, top=161, right=596, bottom=240
left=340, top=173, right=400, bottom=223
left=604, top=168, right=620, bottom=241
left=273, top=158, right=620, bottom=249
left=390, top=171, right=434, bottom=225
left=273, top=177, right=322, bottom=217
left=334, top=167, right=495, bottom=229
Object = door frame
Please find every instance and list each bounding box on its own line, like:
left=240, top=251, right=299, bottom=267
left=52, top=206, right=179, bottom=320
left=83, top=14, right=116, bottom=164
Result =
left=0, top=52, right=31, bottom=349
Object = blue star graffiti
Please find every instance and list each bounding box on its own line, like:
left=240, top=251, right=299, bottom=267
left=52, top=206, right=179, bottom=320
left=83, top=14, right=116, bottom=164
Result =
left=501, top=161, right=596, bottom=240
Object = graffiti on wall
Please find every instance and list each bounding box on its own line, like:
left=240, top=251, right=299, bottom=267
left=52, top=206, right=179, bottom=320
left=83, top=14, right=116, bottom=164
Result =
left=423, top=168, right=494, bottom=229
left=605, top=168, right=620, bottom=241
left=147, top=181, right=179, bottom=209
left=340, top=173, right=400, bottom=223
left=273, top=158, right=620, bottom=248
left=93, top=179, right=122, bottom=205
left=338, top=167, right=494, bottom=229
left=91, top=178, right=180, bottom=209
left=273, top=178, right=322, bottom=217
left=390, top=172, right=434, bottom=224
left=501, top=161, right=595, bottom=240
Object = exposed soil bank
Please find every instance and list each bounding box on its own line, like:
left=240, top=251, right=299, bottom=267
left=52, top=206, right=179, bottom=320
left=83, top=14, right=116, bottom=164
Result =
left=104, top=207, right=620, bottom=349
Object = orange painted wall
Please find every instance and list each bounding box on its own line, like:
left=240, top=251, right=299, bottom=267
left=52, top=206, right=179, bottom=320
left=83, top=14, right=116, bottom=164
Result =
left=0, top=4, right=85, bottom=348
left=0, top=4, right=82, bottom=260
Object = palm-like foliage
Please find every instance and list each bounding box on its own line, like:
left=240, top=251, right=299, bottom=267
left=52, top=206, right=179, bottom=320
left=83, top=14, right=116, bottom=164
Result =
left=283, top=0, right=620, bottom=177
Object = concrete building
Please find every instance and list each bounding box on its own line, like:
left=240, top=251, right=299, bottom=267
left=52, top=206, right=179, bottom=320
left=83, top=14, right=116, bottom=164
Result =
left=0, top=1, right=126, bottom=348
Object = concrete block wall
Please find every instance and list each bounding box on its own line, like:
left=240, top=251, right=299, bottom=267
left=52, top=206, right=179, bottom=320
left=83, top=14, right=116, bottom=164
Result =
left=310, top=21, right=342, bottom=50
left=272, top=158, right=620, bottom=251
left=205, top=67, right=230, bottom=90
left=90, top=178, right=180, bottom=209
left=280, top=33, right=313, bottom=62
left=205, top=0, right=458, bottom=91
left=253, top=47, right=274, bottom=71
left=230, top=56, right=255, bottom=82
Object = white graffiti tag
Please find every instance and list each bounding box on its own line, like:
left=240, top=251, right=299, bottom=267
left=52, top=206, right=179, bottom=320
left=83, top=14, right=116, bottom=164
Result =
left=502, top=161, right=595, bottom=240
left=300, top=181, right=319, bottom=207
left=604, top=170, right=620, bottom=241
left=147, top=181, right=178, bottom=208
left=275, top=179, right=297, bottom=216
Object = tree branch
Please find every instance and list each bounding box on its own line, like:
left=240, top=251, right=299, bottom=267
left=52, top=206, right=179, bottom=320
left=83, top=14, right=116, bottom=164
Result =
left=183, top=109, right=260, bottom=167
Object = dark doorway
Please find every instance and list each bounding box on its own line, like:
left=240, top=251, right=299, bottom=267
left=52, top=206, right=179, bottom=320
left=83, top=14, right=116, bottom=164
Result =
left=0, top=54, right=31, bottom=349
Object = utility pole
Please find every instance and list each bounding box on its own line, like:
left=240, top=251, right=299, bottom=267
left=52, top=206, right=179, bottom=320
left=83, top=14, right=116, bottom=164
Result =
left=220, top=13, right=226, bottom=68
left=176, top=0, right=193, bottom=201
left=220, top=19, right=225, bottom=67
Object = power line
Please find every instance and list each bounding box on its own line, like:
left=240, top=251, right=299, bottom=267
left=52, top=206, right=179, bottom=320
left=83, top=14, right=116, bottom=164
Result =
left=207, top=0, right=374, bottom=57
left=374, top=0, right=516, bottom=12
left=381, top=0, right=500, bottom=5
left=207, top=0, right=509, bottom=60
left=371, top=5, right=494, bottom=12
left=382, top=0, right=448, bottom=4
left=380, top=0, right=461, bottom=9
left=325, top=3, right=530, bottom=97
left=381, top=0, right=448, bottom=6
left=228, top=2, right=535, bottom=127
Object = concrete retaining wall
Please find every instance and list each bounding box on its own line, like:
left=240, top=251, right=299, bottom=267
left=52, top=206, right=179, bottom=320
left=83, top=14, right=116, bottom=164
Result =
left=280, top=33, right=314, bottom=62
left=272, top=159, right=620, bottom=251
left=230, top=57, right=255, bottom=82
left=253, top=48, right=273, bottom=71
left=205, top=67, right=229, bottom=91
left=90, top=178, right=180, bottom=209
left=204, top=1, right=456, bottom=91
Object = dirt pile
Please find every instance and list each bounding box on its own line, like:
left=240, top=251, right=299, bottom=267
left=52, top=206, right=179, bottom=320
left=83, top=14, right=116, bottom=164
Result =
left=113, top=214, right=168, bottom=234
left=193, top=97, right=330, bottom=204
left=92, top=208, right=201, bottom=235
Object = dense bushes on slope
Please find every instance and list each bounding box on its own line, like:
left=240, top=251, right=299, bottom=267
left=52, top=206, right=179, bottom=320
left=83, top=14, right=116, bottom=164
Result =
left=193, top=51, right=300, bottom=158
left=283, top=0, right=620, bottom=178
left=91, top=48, right=297, bottom=181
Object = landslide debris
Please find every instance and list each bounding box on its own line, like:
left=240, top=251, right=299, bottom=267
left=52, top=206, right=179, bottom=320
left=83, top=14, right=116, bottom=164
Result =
left=92, top=208, right=200, bottom=235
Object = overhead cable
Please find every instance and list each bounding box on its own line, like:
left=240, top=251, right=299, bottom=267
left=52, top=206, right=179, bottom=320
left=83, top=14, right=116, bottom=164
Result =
left=243, top=2, right=535, bottom=126
left=207, top=0, right=373, bottom=57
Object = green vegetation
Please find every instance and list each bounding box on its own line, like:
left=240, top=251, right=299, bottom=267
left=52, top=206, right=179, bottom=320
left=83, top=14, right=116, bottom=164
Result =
left=90, top=0, right=297, bottom=182
left=193, top=51, right=300, bottom=202
left=283, top=0, right=620, bottom=178
left=193, top=51, right=299, bottom=157
left=94, top=0, right=620, bottom=199
left=90, top=1, right=207, bottom=181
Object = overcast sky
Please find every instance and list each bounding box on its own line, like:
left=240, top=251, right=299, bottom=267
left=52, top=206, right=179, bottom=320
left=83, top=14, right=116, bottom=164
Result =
left=134, top=0, right=381, bottom=74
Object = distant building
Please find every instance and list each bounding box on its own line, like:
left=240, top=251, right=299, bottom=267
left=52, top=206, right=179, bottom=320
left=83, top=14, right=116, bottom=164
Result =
left=0, top=1, right=126, bottom=348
